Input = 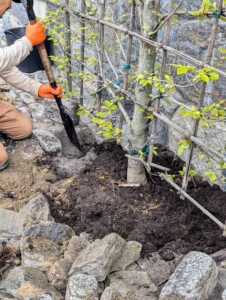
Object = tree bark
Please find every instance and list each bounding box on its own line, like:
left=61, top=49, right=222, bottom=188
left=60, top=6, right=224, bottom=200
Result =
left=127, top=0, right=160, bottom=184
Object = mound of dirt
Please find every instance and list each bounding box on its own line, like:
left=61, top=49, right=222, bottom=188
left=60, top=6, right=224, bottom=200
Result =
left=48, top=142, right=226, bottom=260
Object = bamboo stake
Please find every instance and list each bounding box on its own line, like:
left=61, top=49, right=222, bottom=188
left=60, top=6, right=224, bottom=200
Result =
left=181, top=0, right=223, bottom=197
left=79, top=0, right=85, bottom=105
left=148, top=0, right=174, bottom=164
left=65, top=0, right=72, bottom=92
left=96, top=0, right=105, bottom=112
left=63, top=8, right=226, bottom=79
left=118, top=0, right=135, bottom=130
left=164, top=176, right=225, bottom=230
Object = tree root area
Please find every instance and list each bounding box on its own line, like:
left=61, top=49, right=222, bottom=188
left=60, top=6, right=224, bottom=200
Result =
left=49, top=142, right=226, bottom=260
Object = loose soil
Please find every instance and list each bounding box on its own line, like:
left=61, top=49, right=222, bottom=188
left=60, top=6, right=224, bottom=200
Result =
left=47, top=142, right=226, bottom=260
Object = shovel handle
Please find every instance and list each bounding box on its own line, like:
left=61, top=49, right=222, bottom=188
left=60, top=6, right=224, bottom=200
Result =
left=29, top=20, right=56, bottom=87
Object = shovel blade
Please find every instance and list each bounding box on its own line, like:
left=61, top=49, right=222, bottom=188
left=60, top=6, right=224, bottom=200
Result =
left=60, top=111, right=82, bottom=150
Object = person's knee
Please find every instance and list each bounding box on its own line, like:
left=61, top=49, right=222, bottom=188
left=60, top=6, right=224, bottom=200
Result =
left=16, top=116, right=33, bottom=140
left=0, top=144, right=8, bottom=167
left=21, top=118, right=33, bottom=139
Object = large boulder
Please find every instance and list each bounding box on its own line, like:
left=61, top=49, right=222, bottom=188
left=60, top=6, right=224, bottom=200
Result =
left=19, top=194, right=54, bottom=227
left=48, top=236, right=90, bottom=290
left=65, top=274, right=98, bottom=300
left=0, top=266, right=62, bottom=300
left=69, top=233, right=126, bottom=281
left=21, top=221, right=75, bottom=271
left=159, top=251, right=218, bottom=300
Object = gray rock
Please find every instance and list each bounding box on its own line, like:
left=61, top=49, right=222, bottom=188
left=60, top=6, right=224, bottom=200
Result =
left=0, top=291, right=19, bottom=299
left=28, top=103, right=47, bottom=124
left=207, top=283, right=224, bottom=300
left=19, top=92, right=35, bottom=105
left=17, top=106, right=32, bottom=119
left=218, top=267, right=226, bottom=290
left=149, top=118, right=169, bottom=147
left=18, top=140, right=44, bottom=160
left=21, top=221, right=75, bottom=271
left=100, top=287, right=124, bottom=300
left=48, top=236, right=90, bottom=289
left=25, top=296, right=54, bottom=300
left=65, top=274, right=98, bottom=300
left=159, top=251, right=218, bottom=300
left=208, top=267, right=226, bottom=300
left=19, top=194, right=54, bottom=227
left=48, top=258, right=71, bottom=291
left=43, top=99, right=78, bottom=126
left=137, top=252, right=171, bottom=285
left=110, top=241, right=142, bottom=272
left=55, top=129, right=81, bottom=158
left=87, top=123, right=105, bottom=144
left=0, top=209, right=25, bottom=249
left=33, top=129, right=62, bottom=153
left=222, top=289, right=226, bottom=300
left=51, top=149, right=97, bottom=179
left=0, top=266, right=62, bottom=300
left=64, top=235, right=90, bottom=262
left=108, top=270, right=158, bottom=299
left=69, top=233, right=126, bottom=281
left=0, top=240, right=3, bottom=255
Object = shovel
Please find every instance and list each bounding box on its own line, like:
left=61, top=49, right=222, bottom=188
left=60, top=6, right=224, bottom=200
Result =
left=19, top=0, right=82, bottom=151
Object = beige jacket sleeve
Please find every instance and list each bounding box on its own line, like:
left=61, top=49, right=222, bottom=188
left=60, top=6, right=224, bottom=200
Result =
left=0, top=37, right=42, bottom=97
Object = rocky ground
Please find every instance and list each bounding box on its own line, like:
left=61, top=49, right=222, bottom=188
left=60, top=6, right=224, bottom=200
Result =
left=0, top=70, right=226, bottom=299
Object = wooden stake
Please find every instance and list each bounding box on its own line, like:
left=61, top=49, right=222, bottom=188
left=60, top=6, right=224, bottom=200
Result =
left=164, top=176, right=225, bottom=231
left=148, top=0, right=175, bottom=164
left=65, top=0, right=72, bottom=92
left=181, top=0, right=223, bottom=197
left=96, top=0, right=105, bottom=112
left=118, top=0, right=135, bottom=130
left=79, top=0, right=85, bottom=105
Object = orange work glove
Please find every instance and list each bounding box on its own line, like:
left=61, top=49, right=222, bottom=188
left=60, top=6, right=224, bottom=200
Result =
left=38, top=84, right=63, bottom=99
left=25, top=21, right=46, bottom=46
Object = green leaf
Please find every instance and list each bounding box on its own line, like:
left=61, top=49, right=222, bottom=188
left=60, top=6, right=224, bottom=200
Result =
left=165, top=74, right=173, bottom=82
left=92, top=117, right=100, bottom=123
left=189, top=11, right=199, bottom=16
left=210, top=174, right=217, bottom=182
left=177, top=66, right=188, bottom=75
left=178, top=145, right=185, bottom=155
left=189, top=170, right=197, bottom=177
left=211, top=108, right=219, bottom=117
left=208, top=72, right=219, bottom=80
left=104, top=100, right=112, bottom=107
left=200, top=119, right=209, bottom=127
left=201, top=73, right=209, bottom=82
left=96, top=112, right=106, bottom=117
left=199, top=153, right=205, bottom=159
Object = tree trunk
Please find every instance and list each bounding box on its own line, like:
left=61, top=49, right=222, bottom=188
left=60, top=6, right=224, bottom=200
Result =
left=127, top=0, right=160, bottom=184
